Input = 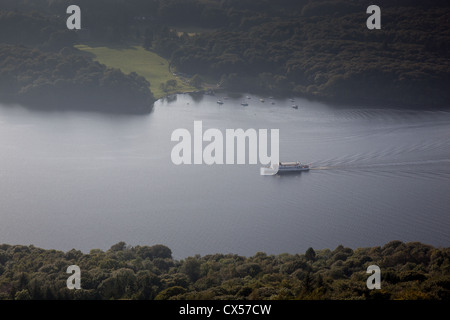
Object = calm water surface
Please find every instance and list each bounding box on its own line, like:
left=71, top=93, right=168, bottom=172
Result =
left=0, top=95, right=449, bottom=258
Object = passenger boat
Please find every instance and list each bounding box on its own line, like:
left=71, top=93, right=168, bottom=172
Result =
left=262, top=161, right=310, bottom=174
left=277, top=161, right=310, bottom=172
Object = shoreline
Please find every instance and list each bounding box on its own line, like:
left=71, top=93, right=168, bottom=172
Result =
left=0, top=239, right=447, bottom=261
left=0, top=241, right=448, bottom=300
left=1, top=233, right=448, bottom=258
left=156, top=88, right=450, bottom=111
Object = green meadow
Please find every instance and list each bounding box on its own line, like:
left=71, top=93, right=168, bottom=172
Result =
left=75, top=45, right=196, bottom=99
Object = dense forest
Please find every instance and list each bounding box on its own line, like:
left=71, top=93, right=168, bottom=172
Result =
left=165, top=0, right=450, bottom=107
left=0, top=8, right=155, bottom=112
left=1, top=0, right=449, bottom=109
left=0, top=45, right=154, bottom=112
left=0, top=241, right=448, bottom=300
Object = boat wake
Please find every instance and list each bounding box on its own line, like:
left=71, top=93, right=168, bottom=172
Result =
left=310, top=158, right=450, bottom=173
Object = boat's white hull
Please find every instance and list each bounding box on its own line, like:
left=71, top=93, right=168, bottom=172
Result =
left=277, top=167, right=310, bottom=172
left=261, top=163, right=310, bottom=175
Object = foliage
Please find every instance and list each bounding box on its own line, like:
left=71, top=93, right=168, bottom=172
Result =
left=0, top=45, right=155, bottom=112
left=165, top=1, right=450, bottom=107
left=0, top=241, right=448, bottom=300
left=1, top=0, right=449, bottom=107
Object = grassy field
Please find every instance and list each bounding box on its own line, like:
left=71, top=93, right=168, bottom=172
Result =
left=75, top=44, right=197, bottom=99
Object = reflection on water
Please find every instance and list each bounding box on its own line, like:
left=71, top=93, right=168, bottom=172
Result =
left=0, top=96, right=449, bottom=258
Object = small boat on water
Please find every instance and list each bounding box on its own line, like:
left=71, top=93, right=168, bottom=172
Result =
left=217, top=100, right=224, bottom=104
left=292, top=105, right=298, bottom=109
left=241, top=102, right=248, bottom=106
left=260, top=98, right=265, bottom=102
left=277, top=161, right=309, bottom=172
left=262, top=161, right=310, bottom=175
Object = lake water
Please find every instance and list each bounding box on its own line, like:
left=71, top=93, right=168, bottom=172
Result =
left=0, top=95, right=449, bottom=258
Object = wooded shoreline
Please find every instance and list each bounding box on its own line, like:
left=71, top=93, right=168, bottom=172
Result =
left=1, top=1, right=449, bottom=111
left=1, top=241, right=448, bottom=300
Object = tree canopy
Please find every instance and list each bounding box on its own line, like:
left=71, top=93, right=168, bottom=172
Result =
left=0, top=241, right=448, bottom=300
left=1, top=0, right=449, bottom=108
left=0, top=45, right=154, bottom=112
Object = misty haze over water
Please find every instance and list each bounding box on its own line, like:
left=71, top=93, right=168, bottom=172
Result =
left=0, top=95, right=449, bottom=258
